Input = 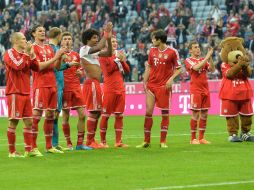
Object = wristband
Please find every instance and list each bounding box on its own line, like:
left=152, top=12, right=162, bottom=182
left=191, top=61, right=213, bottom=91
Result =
left=103, top=32, right=109, bottom=38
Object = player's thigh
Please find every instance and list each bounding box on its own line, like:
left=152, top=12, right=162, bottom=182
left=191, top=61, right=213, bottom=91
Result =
left=239, top=99, right=254, bottom=115
left=201, top=93, right=211, bottom=109
left=72, top=89, right=85, bottom=107
left=146, top=88, right=156, bottom=114
left=220, top=99, right=238, bottom=116
left=154, top=88, right=171, bottom=110
left=62, top=91, right=72, bottom=109
left=114, top=93, right=125, bottom=113
left=7, top=94, right=31, bottom=119
left=190, top=93, right=202, bottom=110
left=102, top=92, right=115, bottom=114
left=48, top=87, right=57, bottom=110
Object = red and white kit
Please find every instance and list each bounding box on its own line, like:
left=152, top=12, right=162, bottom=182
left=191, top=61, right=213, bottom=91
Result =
left=147, top=46, right=181, bottom=110
left=4, top=48, right=40, bottom=119
left=185, top=57, right=211, bottom=110
left=62, top=50, right=85, bottom=110
left=32, top=43, right=57, bottom=110
left=79, top=45, right=102, bottom=111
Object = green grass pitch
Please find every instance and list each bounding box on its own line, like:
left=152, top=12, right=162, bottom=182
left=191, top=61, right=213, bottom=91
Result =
left=0, top=115, right=254, bottom=190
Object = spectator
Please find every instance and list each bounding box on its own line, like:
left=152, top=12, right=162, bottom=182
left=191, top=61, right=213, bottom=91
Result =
left=117, top=1, right=128, bottom=25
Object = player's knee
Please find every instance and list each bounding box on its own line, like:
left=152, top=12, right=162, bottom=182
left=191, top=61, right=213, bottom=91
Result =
left=79, top=113, right=86, bottom=121
left=45, top=112, right=54, bottom=120
left=25, top=119, right=33, bottom=128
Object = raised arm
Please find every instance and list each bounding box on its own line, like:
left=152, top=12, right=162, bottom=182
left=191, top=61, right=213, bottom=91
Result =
left=192, top=48, right=213, bottom=71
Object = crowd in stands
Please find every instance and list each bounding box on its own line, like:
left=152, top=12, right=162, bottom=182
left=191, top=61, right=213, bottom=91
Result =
left=1, top=0, right=254, bottom=86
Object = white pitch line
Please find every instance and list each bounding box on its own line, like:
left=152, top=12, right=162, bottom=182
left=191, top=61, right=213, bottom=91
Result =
left=0, top=132, right=227, bottom=143
left=137, top=180, right=254, bottom=190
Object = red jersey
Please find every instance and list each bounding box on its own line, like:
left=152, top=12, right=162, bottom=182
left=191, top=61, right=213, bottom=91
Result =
left=63, top=51, right=81, bottom=91
left=99, top=55, right=130, bottom=93
left=185, top=57, right=210, bottom=94
left=4, top=48, right=39, bottom=95
left=147, top=46, right=181, bottom=88
left=32, top=43, right=56, bottom=88
left=219, top=62, right=252, bottom=100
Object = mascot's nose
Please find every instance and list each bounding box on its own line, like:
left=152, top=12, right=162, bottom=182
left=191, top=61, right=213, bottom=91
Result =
left=236, top=54, right=241, bottom=59
left=228, top=50, right=244, bottom=63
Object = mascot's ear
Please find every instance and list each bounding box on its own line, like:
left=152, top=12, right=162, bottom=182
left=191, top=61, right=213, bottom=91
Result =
left=219, top=39, right=225, bottom=48
left=238, top=38, right=244, bottom=44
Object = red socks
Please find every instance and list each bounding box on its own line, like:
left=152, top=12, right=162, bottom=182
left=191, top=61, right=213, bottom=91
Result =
left=115, top=115, right=123, bottom=144
left=86, top=117, right=97, bottom=145
left=7, top=127, right=16, bottom=153
left=32, top=117, right=40, bottom=149
left=43, top=119, right=53, bottom=150
left=23, top=127, right=32, bottom=152
left=199, top=118, right=207, bottom=140
left=190, top=118, right=198, bottom=140
left=62, top=123, right=72, bottom=146
left=144, top=115, right=153, bottom=143
left=100, top=115, right=109, bottom=144
left=160, top=115, right=169, bottom=143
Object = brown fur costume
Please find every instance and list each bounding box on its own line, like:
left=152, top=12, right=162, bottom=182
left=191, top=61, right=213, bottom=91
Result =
left=220, top=37, right=253, bottom=138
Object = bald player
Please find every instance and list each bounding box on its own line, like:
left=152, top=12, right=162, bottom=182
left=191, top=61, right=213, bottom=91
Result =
left=3, top=32, right=62, bottom=157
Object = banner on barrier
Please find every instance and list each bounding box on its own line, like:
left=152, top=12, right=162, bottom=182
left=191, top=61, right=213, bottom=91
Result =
left=0, top=80, right=253, bottom=116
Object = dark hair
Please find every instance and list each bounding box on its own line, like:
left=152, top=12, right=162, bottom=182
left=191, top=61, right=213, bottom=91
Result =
left=151, top=29, right=167, bottom=43
left=81, top=28, right=100, bottom=45
left=30, top=24, right=44, bottom=39
left=48, top=27, right=62, bottom=38
left=188, top=40, right=199, bottom=49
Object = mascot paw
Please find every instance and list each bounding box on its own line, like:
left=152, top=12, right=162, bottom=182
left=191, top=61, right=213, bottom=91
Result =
left=228, top=134, right=243, bottom=142
left=240, top=132, right=254, bottom=142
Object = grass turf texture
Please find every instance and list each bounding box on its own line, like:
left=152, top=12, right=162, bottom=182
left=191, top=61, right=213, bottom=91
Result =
left=0, top=115, right=254, bottom=190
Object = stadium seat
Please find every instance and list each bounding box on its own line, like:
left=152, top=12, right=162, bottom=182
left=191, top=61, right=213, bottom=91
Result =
left=191, top=1, right=199, bottom=7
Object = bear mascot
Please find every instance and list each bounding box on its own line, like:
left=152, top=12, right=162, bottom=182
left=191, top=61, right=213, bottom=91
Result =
left=219, top=37, right=254, bottom=142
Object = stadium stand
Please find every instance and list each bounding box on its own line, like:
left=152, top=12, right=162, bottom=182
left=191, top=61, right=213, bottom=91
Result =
left=1, top=0, right=254, bottom=85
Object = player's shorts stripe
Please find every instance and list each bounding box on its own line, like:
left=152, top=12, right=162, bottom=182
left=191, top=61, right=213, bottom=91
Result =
left=11, top=94, right=15, bottom=118
left=34, top=89, right=39, bottom=108
left=91, top=82, right=97, bottom=110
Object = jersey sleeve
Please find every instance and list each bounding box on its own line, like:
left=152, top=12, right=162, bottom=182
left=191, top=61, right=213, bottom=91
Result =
left=4, top=50, right=27, bottom=70
left=172, top=48, right=181, bottom=68
left=184, top=58, right=192, bottom=72
left=30, top=58, right=40, bottom=71
left=99, top=57, right=118, bottom=75
left=148, top=49, right=153, bottom=66
left=121, top=61, right=130, bottom=73
left=79, top=45, right=90, bottom=58
left=221, top=62, right=230, bottom=78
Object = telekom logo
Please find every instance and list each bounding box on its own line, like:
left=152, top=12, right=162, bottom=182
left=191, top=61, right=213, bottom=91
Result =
left=179, top=95, right=190, bottom=114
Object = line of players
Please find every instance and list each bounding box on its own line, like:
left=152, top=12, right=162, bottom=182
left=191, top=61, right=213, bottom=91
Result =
left=5, top=21, right=252, bottom=158
left=4, top=22, right=137, bottom=157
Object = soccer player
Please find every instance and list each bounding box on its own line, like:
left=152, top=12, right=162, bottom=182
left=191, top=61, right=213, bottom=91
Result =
left=99, top=36, right=130, bottom=148
left=184, top=41, right=214, bottom=144
left=79, top=22, right=113, bottom=149
left=48, top=27, right=78, bottom=151
left=60, top=31, right=92, bottom=150
left=136, top=29, right=182, bottom=148
left=31, top=25, right=66, bottom=155
left=4, top=32, right=62, bottom=157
